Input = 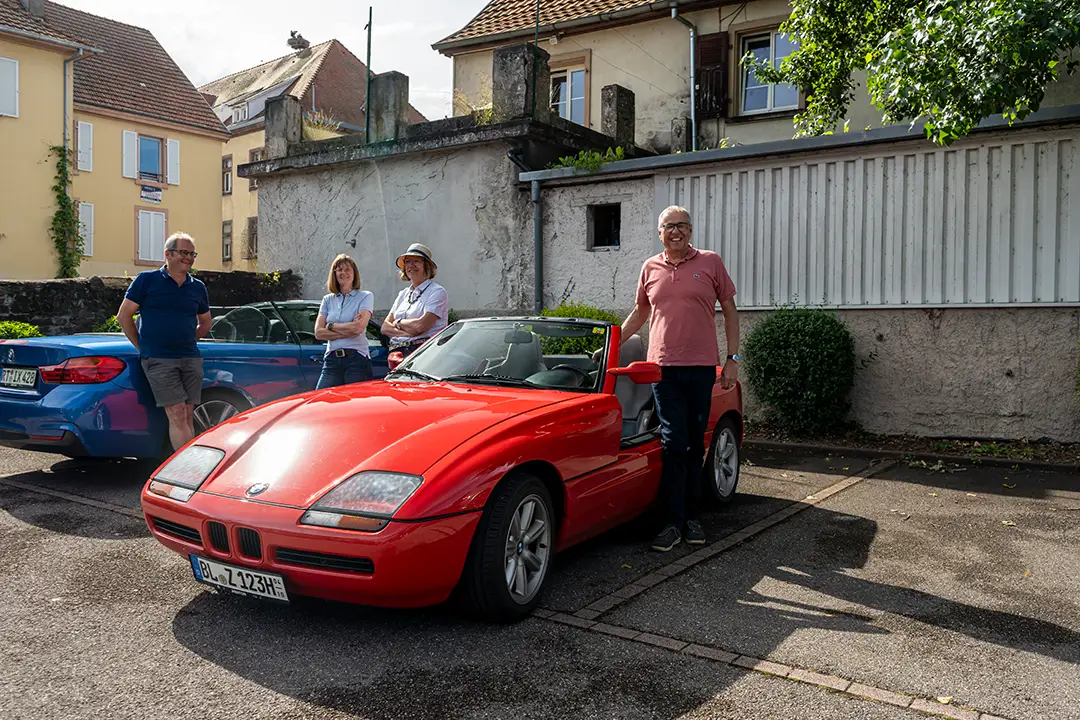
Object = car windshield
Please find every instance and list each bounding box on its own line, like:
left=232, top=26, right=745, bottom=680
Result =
left=390, top=319, right=610, bottom=391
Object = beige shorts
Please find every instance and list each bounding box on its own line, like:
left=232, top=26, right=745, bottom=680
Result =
left=140, top=357, right=203, bottom=407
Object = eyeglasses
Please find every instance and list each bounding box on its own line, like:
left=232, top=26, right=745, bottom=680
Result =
left=169, top=249, right=198, bottom=258
left=660, top=222, right=691, bottom=232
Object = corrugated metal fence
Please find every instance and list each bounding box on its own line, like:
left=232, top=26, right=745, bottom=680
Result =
left=661, top=127, right=1080, bottom=309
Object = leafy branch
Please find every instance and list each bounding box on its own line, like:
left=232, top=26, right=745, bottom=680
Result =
left=49, top=145, right=83, bottom=278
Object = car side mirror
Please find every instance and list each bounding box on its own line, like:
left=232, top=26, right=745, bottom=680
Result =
left=388, top=351, right=404, bottom=371
left=608, top=361, right=661, bottom=385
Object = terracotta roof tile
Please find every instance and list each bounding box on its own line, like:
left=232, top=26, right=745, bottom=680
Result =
left=42, top=1, right=227, bottom=135
left=434, top=0, right=655, bottom=49
left=0, top=0, right=82, bottom=46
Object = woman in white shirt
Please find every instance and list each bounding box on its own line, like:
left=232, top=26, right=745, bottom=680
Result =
left=381, top=243, right=449, bottom=358
left=313, top=254, right=375, bottom=388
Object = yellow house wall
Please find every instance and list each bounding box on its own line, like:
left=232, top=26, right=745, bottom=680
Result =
left=72, top=112, right=226, bottom=277
left=220, top=126, right=264, bottom=272
left=450, top=0, right=1080, bottom=151
left=0, top=37, right=70, bottom=280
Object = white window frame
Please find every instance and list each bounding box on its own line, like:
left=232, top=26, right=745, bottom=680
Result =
left=232, top=104, right=249, bottom=123
left=0, top=57, right=18, bottom=118
left=138, top=135, right=164, bottom=183
left=137, top=209, right=167, bottom=262
left=78, top=202, right=94, bottom=256
left=739, top=31, right=799, bottom=116
left=550, top=67, right=587, bottom=126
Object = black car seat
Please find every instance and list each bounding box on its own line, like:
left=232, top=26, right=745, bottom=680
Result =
left=267, top=318, right=289, bottom=343
left=614, top=335, right=655, bottom=438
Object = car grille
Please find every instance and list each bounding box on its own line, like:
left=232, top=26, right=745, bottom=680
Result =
left=151, top=517, right=202, bottom=546
left=275, top=548, right=374, bottom=574
left=237, top=528, right=262, bottom=559
left=208, top=522, right=229, bottom=553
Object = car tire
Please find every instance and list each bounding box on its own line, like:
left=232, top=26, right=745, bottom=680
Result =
left=193, top=390, right=250, bottom=436
left=703, top=416, right=741, bottom=504
left=460, top=472, right=554, bottom=622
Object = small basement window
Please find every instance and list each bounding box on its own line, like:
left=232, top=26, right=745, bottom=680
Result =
left=587, top=204, right=621, bottom=250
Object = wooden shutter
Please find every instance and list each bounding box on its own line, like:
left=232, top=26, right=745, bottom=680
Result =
left=696, top=32, right=730, bottom=119
left=122, top=131, right=138, bottom=178
left=78, top=202, right=94, bottom=256
left=0, top=57, right=17, bottom=117
left=166, top=139, right=180, bottom=185
left=77, top=122, right=93, bottom=171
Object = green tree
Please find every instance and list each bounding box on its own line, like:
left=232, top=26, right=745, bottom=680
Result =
left=752, top=0, right=1080, bottom=145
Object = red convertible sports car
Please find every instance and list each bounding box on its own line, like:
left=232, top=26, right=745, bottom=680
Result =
left=141, top=317, right=743, bottom=621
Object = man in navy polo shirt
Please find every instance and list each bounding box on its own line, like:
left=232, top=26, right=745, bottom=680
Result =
left=117, top=232, right=211, bottom=453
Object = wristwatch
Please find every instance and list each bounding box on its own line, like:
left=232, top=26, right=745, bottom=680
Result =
left=727, top=354, right=741, bottom=362
left=327, top=322, right=335, bottom=331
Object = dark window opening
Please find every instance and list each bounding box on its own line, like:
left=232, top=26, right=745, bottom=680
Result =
left=587, top=204, right=620, bottom=250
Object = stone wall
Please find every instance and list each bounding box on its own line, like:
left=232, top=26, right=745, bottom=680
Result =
left=0, top=269, right=302, bottom=336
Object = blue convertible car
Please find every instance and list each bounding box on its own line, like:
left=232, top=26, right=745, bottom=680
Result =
left=0, top=300, right=389, bottom=459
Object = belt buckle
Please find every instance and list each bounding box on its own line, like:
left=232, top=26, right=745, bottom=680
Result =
left=334, top=349, right=347, bottom=358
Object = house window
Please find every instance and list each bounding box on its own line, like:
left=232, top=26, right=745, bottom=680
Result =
left=232, top=104, right=248, bottom=124
left=138, top=136, right=163, bottom=182
left=550, top=68, right=586, bottom=125
left=244, top=216, right=258, bottom=260
left=137, top=209, right=167, bottom=262
left=740, top=32, right=799, bottom=115
left=222, top=220, right=233, bottom=262
left=222, top=155, right=232, bottom=194
left=587, top=204, right=620, bottom=251
left=0, top=57, right=17, bottom=118
left=249, top=148, right=264, bottom=190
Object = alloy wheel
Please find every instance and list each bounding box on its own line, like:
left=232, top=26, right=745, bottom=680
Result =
left=503, top=493, right=551, bottom=604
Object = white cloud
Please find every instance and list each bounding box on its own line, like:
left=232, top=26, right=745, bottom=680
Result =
left=55, top=0, right=486, bottom=119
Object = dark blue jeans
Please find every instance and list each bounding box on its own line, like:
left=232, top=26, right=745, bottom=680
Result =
left=316, top=351, right=373, bottom=389
left=653, top=365, right=715, bottom=528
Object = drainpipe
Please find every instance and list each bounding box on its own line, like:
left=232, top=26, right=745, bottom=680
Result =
left=671, top=6, right=697, bottom=152
left=532, top=180, right=543, bottom=314
left=62, top=48, right=84, bottom=172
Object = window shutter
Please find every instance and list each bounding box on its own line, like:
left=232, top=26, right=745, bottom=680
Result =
left=79, top=203, right=94, bottom=256
left=77, top=122, right=93, bottom=171
left=0, top=57, right=17, bottom=117
left=696, top=32, right=730, bottom=119
left=152, top=212, right=166, bottom=260
left=166, top=139, right=180, bottom=185
left=138, top=211, right=152, bottom=259
left=122, top=131, right=138, bottom=178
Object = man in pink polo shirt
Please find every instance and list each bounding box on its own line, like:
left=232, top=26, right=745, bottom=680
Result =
left=615, top=205, right=739, bottom=551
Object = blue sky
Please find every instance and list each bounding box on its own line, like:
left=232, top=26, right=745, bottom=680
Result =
left=59, top=0, right=488, bottom=120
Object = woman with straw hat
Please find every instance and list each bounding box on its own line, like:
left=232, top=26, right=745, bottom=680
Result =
left=381, top=243, right=449, bottom=359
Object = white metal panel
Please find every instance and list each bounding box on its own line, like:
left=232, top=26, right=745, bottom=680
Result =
left=122, top=131, right=138, bottom=179
left=166, top=139, right=180, bottom=185
left=77, top=121, right=93, bottom=172
left=662, top=127, right=1080, bottom=308
left=0, top=58, right=17, bottom=117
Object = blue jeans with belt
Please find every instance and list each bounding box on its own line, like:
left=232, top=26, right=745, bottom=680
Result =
left=316, top=349, right=373, bottom=389
left=652, top=365, right=716, bottom=528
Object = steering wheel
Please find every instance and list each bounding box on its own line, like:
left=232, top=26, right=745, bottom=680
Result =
left=550, top=364, right=593, bottom=384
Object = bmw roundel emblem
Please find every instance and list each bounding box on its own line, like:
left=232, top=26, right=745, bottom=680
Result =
left=246, top=483, right=269, bottom=497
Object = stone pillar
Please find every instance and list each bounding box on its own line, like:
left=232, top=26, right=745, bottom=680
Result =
left=492, top=43, right=551, bottom=122
left=601, top=84, right=635, bottom=148
left=369, top=71, right=410, bottom=143
left=671, top=116, right=693, bottom=153
left=265, top=95, right=302, bottom=159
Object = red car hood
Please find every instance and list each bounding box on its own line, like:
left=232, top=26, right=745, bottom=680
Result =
left=197, top=380, right=569, bottom=507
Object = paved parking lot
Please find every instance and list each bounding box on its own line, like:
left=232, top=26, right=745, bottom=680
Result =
left=1, top=445, right=1076, bottom=720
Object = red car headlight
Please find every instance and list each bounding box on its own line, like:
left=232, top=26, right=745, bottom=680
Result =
left=300, top=471, right=422, bottom=532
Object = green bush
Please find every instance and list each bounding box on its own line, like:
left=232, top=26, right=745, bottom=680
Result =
left=448, top=308, right=461, bottom=324
left=539, top=302, right=622, bottom=355
left=743, top=308, right=857, bottom=436
left=94, top=316, right=123, bottom=332
left=0, top=321, right=43, bottom=339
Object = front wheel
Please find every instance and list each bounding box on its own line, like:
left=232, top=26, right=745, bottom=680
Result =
left=460, top=472, right=554, bottom=622
left=704, top=417, right=741, bottom=503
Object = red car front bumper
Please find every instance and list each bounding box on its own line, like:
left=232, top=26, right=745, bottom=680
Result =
left=142, top=490, right=480, bottom=608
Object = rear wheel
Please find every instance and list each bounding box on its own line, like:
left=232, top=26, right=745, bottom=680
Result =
left=193, top=390, right=250, bottom=436
left=460, top=472, right=554, bottom=622
left=704, top=417, right=741, bottom=503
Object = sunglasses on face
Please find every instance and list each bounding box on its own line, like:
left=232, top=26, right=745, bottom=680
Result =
left=169, top=249, right=198, bottom=258
left=660, top=222, right=691, bottom=232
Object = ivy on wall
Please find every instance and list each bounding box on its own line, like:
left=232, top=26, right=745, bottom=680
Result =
left=49, top=145, right=83, bottom=279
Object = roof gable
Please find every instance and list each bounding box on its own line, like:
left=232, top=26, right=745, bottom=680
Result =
left=198, top=40, right=334, bottom=119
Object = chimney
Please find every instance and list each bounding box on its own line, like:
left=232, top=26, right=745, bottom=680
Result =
left=20, top=0, right=45, bottom=18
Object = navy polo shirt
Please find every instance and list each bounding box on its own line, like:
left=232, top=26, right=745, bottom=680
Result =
left=124, top=266, right=210, bottom=358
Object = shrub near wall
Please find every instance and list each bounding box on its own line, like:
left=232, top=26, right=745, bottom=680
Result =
left=0, top=321, right=43, bottom=339
left=540, top=302, right=622, bottom=355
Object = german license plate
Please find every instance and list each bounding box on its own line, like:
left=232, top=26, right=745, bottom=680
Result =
left=0, top=367, right=36, bottom=389
left=189, top=554, right=289, bottom=602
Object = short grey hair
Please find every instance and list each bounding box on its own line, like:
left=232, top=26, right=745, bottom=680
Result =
left=165, top=232, right=195, bottom=252
left=658, top=205, right=692, bottom=227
